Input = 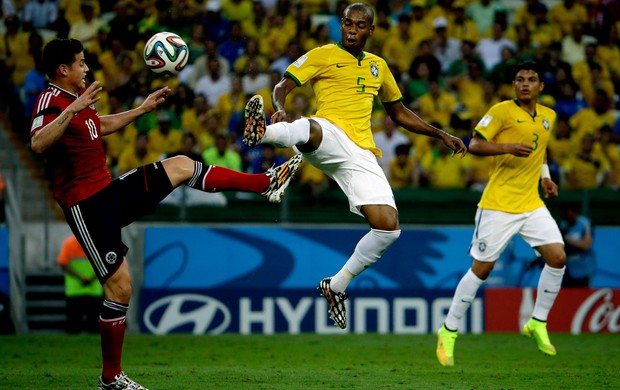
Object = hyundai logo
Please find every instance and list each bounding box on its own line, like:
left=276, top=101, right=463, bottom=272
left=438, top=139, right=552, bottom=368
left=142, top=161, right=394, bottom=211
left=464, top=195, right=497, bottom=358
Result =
left=143, top=294, right=231, bottom=335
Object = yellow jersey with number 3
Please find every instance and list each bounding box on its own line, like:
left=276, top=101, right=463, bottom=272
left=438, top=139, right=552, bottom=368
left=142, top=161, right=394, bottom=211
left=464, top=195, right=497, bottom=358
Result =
left=284, top=43, right=402, bottom=157
left=474, top=99, right=556, bottom=213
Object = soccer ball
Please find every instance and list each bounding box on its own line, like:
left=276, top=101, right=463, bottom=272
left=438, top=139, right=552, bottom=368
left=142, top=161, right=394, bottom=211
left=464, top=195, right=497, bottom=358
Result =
left=143, top=32, right=189, bottom=76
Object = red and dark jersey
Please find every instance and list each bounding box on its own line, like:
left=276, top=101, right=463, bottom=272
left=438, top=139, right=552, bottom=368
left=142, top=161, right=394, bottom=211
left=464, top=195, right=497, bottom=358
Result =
left=30, top=84, right=111, bottom=209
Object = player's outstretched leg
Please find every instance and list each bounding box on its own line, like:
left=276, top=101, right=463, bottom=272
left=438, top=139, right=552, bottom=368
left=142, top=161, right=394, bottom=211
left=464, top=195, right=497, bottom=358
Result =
left=244, top=95, right=266, bottom=147
left=523, top=317, right=557, bottom=356
left=317, top=278, right=348, bottom=329
left=436, top=324, right=458, bottom=367
left=262, top=153, right=303, bottom=203
left=98, top=371, right=148, bottom=390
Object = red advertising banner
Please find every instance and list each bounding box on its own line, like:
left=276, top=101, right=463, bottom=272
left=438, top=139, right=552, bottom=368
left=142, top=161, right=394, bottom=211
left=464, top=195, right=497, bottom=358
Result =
left=486, top=288, right=620, bottom=334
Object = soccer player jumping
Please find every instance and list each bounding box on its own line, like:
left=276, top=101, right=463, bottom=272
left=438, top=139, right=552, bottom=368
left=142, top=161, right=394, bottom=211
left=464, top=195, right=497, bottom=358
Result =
left=436, top=62, right=567, bottom=367
left=30, top=38, right=301, bottom=389
left=243, top=3, right=466, bottom=329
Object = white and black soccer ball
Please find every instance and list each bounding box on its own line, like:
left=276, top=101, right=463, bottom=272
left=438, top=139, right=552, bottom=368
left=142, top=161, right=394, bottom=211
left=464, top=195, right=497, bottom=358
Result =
left=143, top=32, right=189, bottom=76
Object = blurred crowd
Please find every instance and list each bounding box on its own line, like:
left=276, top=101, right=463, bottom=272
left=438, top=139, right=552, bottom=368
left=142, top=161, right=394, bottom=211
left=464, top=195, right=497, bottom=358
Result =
left=1, top=0, right=619, bottom=201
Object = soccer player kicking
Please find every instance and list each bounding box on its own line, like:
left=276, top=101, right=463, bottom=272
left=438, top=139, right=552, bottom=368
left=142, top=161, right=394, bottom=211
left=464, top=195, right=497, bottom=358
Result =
left=243, top=3, right=466, bottom=329
left=30, top=38, right=301, bottom=389
left=436, top=61, right=567, bottom=367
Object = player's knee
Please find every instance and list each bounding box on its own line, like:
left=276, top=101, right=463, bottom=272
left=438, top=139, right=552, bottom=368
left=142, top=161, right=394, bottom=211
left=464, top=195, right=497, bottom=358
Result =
left=546, top=249, right=566, bottom=268
left=162, top=155, right=195, bottom=184
left=104, top=274, right=133, bottom=303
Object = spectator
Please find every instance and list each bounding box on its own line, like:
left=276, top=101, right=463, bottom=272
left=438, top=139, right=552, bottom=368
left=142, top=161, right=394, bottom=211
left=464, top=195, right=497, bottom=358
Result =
left=202, top=133, right=242, bottom=171
left=183, top=39, right=231, bottom=91
left=215, top=75, right=245, bottom=130
left=68, top=2, right=105, bottom=55
left=547, top=115, right=574, bottom=168
left=241, top=0, right=267, bottom=41
left=241, top=58, right=270, bottom=96
left=194, top=56, right=232, bottom=108
left=563, top=134, right=612, bottom=189
left=420, top=138, right=469, bottom=189
left=465, top=0, right=506, bottom=37
left=57, top=235, right=103, bottom=334
left=233, top=39, right=268, bottom=74
left=569, top=89, right=616, bottom=145
left=561, top=22, right=597, bottom=67
left=117, top=133, right=160, bottom=175
left=388, top=143, right=419, bottom=189
left=148, top=110, right=183, bottom=157
left=475, top=20, right=516, bottom=71
left=167, top=132, right=203, bottom=162
left=408, top=1, right=434, bottom=52
left=550, top=0, right=588, bottom=37
left=599, top=125, right=620, bottom=188
left=558, top=203, right=596, bottom=287
left=374, top=115, right=411, bottom=174
left=220, top=0, right=253, bottom=23
left=419, top=79, right=458, bottom=129
left=249, top=144, right=286, bottom=174
left=432, top=17, right=461, bottom=73
left=218, top=21, right=247, bottom=68
left=22, top=0, right=58, bottom=30
left=383, top=14, right=416, bottom=74
left=448, top=1, right=479, bottom=44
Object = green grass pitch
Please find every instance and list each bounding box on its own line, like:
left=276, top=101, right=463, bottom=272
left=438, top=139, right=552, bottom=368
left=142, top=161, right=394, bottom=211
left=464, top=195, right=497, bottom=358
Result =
left=1, top=333, right=619, bottom=389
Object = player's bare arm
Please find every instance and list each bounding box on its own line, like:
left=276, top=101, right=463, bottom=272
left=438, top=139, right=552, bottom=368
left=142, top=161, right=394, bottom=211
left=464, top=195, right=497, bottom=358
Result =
left=469, top=133, right=533, bottom=157
left=100, top=86, right=171, bottom=135
left=541, top=152, right=559, bottom=199
left=386, top=102, right=467, bottom=157
left=271, top=76, right=298, bottom=124
left=31, top=81, right=102, bottom=154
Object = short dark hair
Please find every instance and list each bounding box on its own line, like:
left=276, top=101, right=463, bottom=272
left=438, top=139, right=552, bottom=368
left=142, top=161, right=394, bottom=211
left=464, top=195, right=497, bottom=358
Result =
left=344, top=2, right=374, bottom=24
left=42, top=39, right=84, bottom=79
left=512, top=61, right=542, bottom=81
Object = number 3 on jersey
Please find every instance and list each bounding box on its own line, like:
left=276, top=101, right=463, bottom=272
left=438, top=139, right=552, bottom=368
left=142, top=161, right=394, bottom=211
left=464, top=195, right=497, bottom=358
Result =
left=86, top=118, right=98, bottom=140
left=532, top=132, right=539, bottom=151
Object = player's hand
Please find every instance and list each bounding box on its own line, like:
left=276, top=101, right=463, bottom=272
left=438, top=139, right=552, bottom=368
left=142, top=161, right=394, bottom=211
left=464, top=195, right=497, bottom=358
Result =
left=271, top=109, right=287, bottom=124
left=541, top=177, right=558, bottom=198
left=507, top=143, right=533, bottom=157
left=142, top=86, right=172, bottom=113
left=70, top=80, right=102, bottom=114
left=441, top=133, right=467, bottom=157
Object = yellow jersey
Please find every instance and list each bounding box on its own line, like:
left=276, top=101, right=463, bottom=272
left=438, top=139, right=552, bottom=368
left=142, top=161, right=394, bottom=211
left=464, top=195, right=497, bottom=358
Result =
left=284, top=43, right=403, bottom=157
left=474, top=100, right=556, bottom=213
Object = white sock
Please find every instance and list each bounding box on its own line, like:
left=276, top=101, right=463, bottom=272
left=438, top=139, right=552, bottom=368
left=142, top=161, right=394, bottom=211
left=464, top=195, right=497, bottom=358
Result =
left=329, top=229, right=401, bottom=293
left=263, top=118, right=310, bottom=147
left=444, top=268, right=485, bottom=331
left=532, top=264, right=565, bottom=322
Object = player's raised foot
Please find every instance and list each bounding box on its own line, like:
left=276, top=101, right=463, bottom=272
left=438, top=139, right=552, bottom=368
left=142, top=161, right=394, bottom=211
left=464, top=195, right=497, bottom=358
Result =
left=436, top=324, right=458, bottom=367
left=97, top=372, right=148, bottom=390
left=523, top=317, right=557, bottom=356
left=244, top=94, right=266, bottom=147
left=317, top=278, right=348, bottom=329
left=262, top=153, right=302, bottom=203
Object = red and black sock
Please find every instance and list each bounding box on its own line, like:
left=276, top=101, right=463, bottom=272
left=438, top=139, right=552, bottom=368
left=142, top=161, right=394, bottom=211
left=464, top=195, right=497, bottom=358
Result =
left=186, top=161, right=268, bottom=193
left=99, top=300, right=129, bottom=384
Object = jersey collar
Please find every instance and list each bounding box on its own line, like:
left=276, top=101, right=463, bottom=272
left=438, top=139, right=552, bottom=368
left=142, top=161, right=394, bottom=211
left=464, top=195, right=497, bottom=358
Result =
left=50, top=83, right=79, bottom=99
left=513, top=98, right=537, bottom=119
left=336, top=42, right=366, bottom=62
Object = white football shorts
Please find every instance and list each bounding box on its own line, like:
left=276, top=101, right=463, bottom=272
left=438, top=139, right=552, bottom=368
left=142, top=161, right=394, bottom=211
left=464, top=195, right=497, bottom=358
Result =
left=469, top=206, right=564, bottom=262
left=293, top=117, right=397, bottom=216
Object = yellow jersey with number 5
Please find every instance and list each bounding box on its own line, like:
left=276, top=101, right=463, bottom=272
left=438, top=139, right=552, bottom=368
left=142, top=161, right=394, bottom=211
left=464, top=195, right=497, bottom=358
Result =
left=474, top=99, right=556, bottom=213
left=284, top=43, right=402, bottom=157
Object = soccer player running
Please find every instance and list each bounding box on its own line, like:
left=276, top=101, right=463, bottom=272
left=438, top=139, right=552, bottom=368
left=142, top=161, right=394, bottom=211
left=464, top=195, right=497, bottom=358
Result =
left=30, top=38, right=301, bottom=390
left=243, top=2, right=467, bottom=329
left=436, top=61, right=567, bottom=367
